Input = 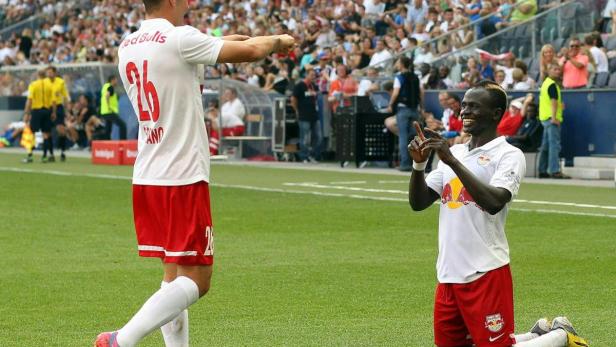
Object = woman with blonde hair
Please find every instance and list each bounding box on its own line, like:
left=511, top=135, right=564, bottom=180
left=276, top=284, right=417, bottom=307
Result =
left=538, top=44, right=558, bottom=82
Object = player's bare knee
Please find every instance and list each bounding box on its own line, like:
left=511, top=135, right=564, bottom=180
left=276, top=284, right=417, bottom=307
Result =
left=177, top=264, right=212, bottom=297
left=197, top=280, right=210, bottom=297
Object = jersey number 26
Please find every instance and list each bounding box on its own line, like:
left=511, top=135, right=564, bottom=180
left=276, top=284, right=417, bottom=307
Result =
left=126, top=60, right=160, bottom=122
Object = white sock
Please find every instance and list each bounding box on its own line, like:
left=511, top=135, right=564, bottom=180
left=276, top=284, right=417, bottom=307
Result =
left=514, top=332, right=540, bottom=342
left=160, top=281, right=189, bottom=347
left=514, top=329, right=568, bottom=347
left=116, top=276, right=199, bottom=347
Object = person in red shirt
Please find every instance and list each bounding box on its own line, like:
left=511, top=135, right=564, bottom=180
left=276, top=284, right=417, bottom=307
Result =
left=559, top=38, right=589, bottom=89
left=444, top=95, right=462, bottom=135
left=328, top=64, right=358, bottom=112
left=497, top=98, right=524, bottom=136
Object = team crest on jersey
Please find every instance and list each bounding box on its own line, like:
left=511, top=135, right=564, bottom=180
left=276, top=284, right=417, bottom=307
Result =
left=485, top=313, right=504, bottom=333
left=477, top=154, right=491, bottom=166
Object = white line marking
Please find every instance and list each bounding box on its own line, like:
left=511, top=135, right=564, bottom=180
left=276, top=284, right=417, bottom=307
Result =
left=510, top=208, right=616, bottom=219
left=514, top=199, right=616, bottom=210
left=284, top=182, right=406, bottom=194
left=0, top=167, right=131, bottom=180
left=215, top=183, right=406, bottom=202
left=2, top=167, right=615, bottom=219
left=378, top=180, right=408, bottom=184
left=328, top=181, right=367, bottom=185
left=283, top=182, right=616, bottom=211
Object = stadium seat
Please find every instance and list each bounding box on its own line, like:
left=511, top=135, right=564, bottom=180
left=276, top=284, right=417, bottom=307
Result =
left=529, top=59, right=540, bottom=74
left=609, top=58, right=616, bottom=73
left=593, top=72, right=609, bottom=88
left=608, top=72, right=616, bottom=88
left=222, top=114, right=271, bottom=158
left=560, top=22, right=575, bottom=39
left=518, top=46, right=527, bottom=59
left=529, top=70, right=540, bottom=83
left=605, top=36, right=616, bottom=51
left=537, top=0, right=551, bottom=11
left=551, top=38, right=566, bottom=52
left=573, top=2, right=594, bottom=32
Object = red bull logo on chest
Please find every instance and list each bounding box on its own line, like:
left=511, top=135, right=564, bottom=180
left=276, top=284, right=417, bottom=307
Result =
left=441, top=177, right=477, bottom=209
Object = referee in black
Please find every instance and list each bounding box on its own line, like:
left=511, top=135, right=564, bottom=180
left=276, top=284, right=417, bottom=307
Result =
left=24, top=69, right=56, bottom=163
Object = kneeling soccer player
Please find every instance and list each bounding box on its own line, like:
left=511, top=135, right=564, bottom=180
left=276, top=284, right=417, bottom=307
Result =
left=407, top=80, right=588, bottom=347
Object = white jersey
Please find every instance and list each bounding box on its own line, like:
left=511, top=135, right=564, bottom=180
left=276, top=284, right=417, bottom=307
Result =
left=425, top=137, right=525, bottom=284
left=118, top=18, right=224, bottom=185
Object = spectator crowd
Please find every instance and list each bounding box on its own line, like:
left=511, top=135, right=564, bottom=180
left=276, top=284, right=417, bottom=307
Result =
left=0, top=0, right=544, bottom=96
left=1, top=0, right=615, bottom=172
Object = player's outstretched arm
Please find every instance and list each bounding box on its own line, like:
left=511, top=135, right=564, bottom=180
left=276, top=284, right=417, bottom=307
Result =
left=409, top=122, right=440, bottom=211
left=217, top=35, right=295, bottom=64
left=222, top=35, right=250, bottom=41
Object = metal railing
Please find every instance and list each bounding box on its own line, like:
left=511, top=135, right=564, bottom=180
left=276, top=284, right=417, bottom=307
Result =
left=0, top=0, right=94, bottom=40
left=0, top=14, right=47, bottom=41
left=362, top=0, right=532, bottom=74
left=0, top=62, right=119, bottom=98
left=428, top=0, right=596, bottom=68
left=366, top=0, right=597, bottom=76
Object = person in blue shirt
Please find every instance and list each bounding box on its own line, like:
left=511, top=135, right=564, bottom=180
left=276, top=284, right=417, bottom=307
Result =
left=466, top=0, right=482, bottom=22
left=478, top=55, right=495, bottom=80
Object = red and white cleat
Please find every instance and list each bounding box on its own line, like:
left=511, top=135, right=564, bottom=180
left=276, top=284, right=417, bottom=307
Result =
left=94, top=331, right=120, bottom=347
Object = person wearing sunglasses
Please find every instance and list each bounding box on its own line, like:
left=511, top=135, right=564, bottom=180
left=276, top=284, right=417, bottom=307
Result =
left=559, top=38, right=589, bottom=89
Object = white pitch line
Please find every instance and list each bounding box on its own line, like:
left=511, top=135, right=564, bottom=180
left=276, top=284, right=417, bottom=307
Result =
left=511, top=208, right=616, bottom=219
left=328, top=181, right=367, bottom=185
left=283, top=182, right=616, bottom=211
left=214, top=183, right=406, bottom=202
left=2, top=167, right=616, bottom=219
left=378, top=180, right=409, bottom=184
left=284, top=182, right=406, bottom=194
left=515, top=199, right=616, bottom=210
left=0, top=167, right=131, bottom=180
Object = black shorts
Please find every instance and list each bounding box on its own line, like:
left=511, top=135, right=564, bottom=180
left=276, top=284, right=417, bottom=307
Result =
left=54, top=105, right=65, bottom=126
left=30, top=108, right=52, bottom=133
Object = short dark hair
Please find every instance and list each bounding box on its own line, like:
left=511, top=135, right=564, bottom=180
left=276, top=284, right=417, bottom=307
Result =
left=449, top=94, right=461, bottom=103
left=473, top=79, right=508, bottom=116
left=398, top=56, right=412, bottom=69
left=47, top=65, right=57, bottom=73
left=584, top=34, right=597, bottom=46
left=143, top=0, right=163, bottom=13
left=80, top=93, right=91, bottom=103
left=108, top=75, right=117, bottom=83
left=514, top=60, right=527, bottom=74
left=382, top=81, right=394, bottom=92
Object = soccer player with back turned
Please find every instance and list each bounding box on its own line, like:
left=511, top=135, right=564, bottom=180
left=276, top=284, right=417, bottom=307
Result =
left=46, top=65, right=71, bottom=161
left=23, top=69, right=56, bottom=163
left=94, top=0, right=295, bottom=346
left=407, top=80, right=588, bottom=347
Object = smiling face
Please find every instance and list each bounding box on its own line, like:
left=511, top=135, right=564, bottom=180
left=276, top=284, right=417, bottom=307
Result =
left=542, top=45, right=554, bottom=62
left=568, top=39, right=581, bottom=56
left=548, top=64, right=562, bottom=80
left=447, top=96, right=461, bottom=115
left=460, top=88, right=502, bottom=136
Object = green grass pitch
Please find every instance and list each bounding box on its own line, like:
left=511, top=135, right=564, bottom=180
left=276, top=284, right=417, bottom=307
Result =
left=0, top=152, right=615, bottom=346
